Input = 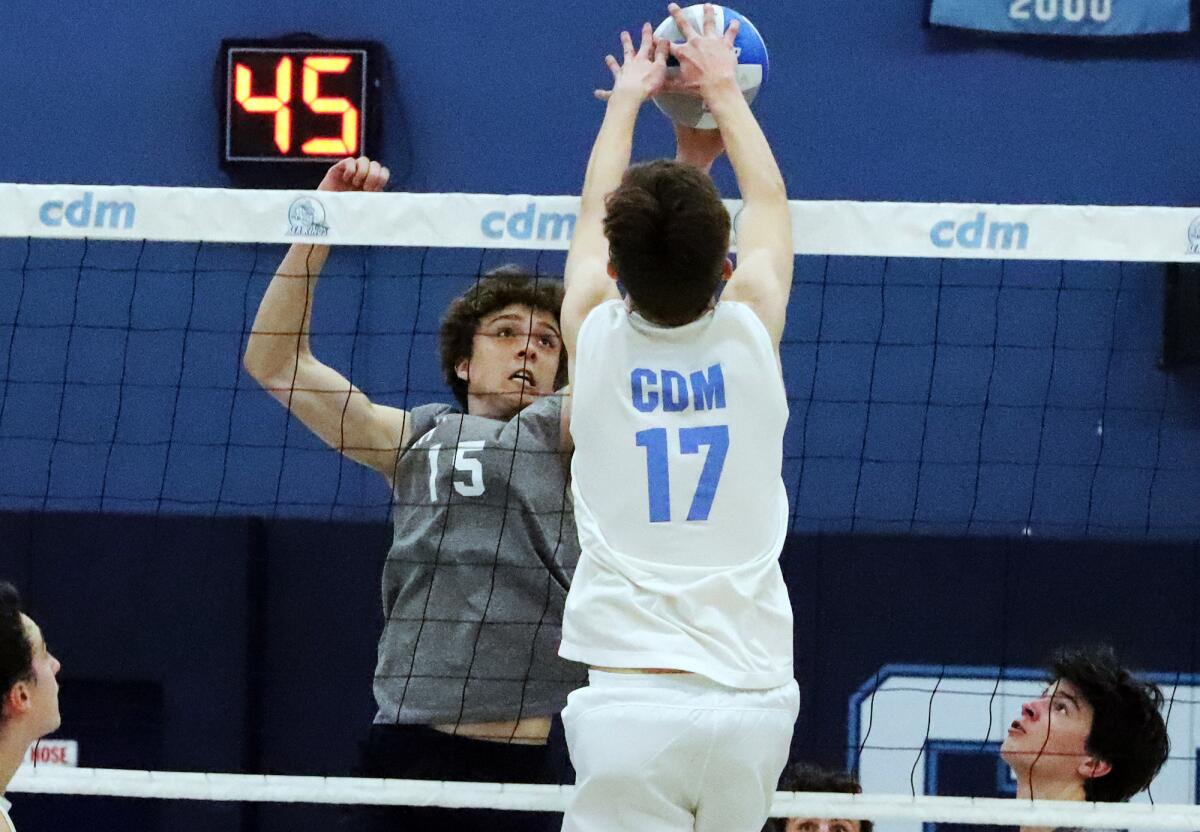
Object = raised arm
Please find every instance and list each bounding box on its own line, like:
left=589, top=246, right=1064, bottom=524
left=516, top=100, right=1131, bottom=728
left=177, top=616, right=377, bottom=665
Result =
left=668, top=3, right=793, bottom=348
left=561, top=24, right=670, bottom=367
left=243, top=157, right=412, bottom=484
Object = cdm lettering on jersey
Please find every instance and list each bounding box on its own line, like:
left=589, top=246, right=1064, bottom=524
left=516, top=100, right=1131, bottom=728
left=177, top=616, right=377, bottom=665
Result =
left=630, top=363, right=726, bottom=413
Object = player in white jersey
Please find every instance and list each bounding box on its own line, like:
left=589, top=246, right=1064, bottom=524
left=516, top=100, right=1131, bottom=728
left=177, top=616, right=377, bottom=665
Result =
left=557, top=5, right=799, bottom=830
left=0, top=582, right=62, bottom=832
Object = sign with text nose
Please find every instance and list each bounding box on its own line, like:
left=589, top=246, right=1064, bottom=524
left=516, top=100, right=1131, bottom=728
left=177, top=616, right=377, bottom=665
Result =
left=19, top=739, right=77, bottom=769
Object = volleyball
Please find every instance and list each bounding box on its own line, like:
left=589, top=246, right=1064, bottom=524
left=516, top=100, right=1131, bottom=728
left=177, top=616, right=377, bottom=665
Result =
left=652, top=4, right=769, bottom=129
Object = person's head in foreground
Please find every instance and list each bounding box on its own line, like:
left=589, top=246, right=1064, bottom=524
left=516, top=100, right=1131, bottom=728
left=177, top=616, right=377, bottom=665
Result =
left=603, top=159, right=733, bottom=327
left=767, top=762, right=873, bottom=832
left=0, top=582, right=61, bottom=787
left=439, top=267, right=567, bottom=418
left=1000, top=645, right=1168, bottom=802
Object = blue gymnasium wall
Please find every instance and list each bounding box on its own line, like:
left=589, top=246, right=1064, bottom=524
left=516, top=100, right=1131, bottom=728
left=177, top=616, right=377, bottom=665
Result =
left=6, top=1, right=1200, bottom=202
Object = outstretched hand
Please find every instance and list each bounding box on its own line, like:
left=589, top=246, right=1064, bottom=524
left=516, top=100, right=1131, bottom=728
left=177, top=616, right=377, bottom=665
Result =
left=594, top=22, right=670, bottom=104
left=665, top=3, right=740, bottom=96
left=318, top=157, right=390, bottom=193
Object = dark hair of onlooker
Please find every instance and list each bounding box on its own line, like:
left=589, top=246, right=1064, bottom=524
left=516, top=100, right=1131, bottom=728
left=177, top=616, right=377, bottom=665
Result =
left=1049, top=645, right=1169, bottom=802
left=0, top=583, right=33, bottom=723
left=767, top=762, right=873, bottom=832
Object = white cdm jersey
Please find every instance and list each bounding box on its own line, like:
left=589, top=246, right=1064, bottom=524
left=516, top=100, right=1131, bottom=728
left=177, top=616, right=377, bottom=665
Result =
left=561, top=299, right=793, bottom=690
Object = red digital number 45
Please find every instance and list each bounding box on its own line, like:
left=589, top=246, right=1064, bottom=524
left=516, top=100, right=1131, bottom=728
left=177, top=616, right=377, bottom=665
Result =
left=234, top=55, right=359, bottom=156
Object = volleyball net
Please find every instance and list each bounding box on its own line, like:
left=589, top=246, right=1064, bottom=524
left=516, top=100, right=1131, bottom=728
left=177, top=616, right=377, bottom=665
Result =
left=3, top=185, right=1197, bottom=534
left=1, top=183, right=1198, bottom=830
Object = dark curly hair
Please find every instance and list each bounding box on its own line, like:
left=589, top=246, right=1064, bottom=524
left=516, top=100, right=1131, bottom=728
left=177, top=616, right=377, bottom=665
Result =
left=0, top=582, right=33, bottom=723
left=767, top=762, right=873, bottom=832
left=439, top=266, right=566, bottom=409
left=604, top=159, right=730, bottom=326
left=1049, top=645, right=1169, bottom=802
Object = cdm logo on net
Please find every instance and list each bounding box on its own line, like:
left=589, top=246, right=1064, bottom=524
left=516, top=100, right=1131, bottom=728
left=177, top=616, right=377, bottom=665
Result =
left=481, top=203, right=576, bottom=242
left=930, top=212, right=1029, bottom=251
left=39, top=192, right=136, bottom=230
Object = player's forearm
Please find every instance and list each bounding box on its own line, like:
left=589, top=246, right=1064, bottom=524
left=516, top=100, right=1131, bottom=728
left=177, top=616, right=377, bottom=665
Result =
left=244, top=243, right=330, bottom=380
left=565, top=94, right=641, bottom=305
left=705, top=81, right=787, bottom=208
left=579, top=95, right=642, bottom=218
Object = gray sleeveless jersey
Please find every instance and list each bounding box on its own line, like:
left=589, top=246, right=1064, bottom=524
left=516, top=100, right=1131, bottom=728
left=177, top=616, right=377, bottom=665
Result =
left=374, top=393, right=586, bottom=725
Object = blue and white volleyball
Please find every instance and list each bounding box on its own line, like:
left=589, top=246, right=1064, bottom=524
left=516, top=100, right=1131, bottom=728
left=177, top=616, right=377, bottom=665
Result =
left=652, top=5, right=769, bottom=129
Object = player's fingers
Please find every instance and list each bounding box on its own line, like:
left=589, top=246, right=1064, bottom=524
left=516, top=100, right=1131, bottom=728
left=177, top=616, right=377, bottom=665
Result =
left=621, top=30, right=634, bottom=59
left=378, top=166, right=390, bottom=189
left=668, top=3, right=697, bottom=40
left=351, top=156, right=371, bottom=187
left=660, top=76, right=694, bottom=94
left=605, top=54, right=620, bottom=79
left=655, top=37, right=670, bottom=64
left=365, top=160, right=384, bottom=191
left=594, top=89, right=612, bottom=101
left=703, top=3, right=716, bottom=36
left=724, top=18, right=741, bottom=47
left=638, top=22, right=653, bottom=57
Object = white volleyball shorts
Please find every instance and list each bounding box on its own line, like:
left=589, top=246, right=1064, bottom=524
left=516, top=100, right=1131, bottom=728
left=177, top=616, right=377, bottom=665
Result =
left=561, top=669, right=800, bottom=832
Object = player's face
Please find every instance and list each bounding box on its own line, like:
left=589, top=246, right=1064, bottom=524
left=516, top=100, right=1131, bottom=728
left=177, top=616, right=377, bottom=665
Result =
left=21, top=615, right=62, bottom=736
left=460, top=304, right=562, bottom=418
left=786, top=819, right=861, bottom=832
left=1000, top=679, right=1098, bottom=782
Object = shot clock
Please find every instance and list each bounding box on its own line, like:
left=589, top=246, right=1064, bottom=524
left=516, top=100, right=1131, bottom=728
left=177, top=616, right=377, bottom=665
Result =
left=219, top=38, right=382, bottom=182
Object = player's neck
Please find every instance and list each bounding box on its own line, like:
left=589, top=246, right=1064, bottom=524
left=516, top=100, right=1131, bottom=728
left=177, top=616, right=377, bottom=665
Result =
left=1014, top=771, right=1087, bottom=802
left=1015, top=778, right=1087, bottom=832
left=626, top=299, right=715, bottom=328
left=464, top=396, right=523, bottom=421
left=0, top=727, right=34, bottom=796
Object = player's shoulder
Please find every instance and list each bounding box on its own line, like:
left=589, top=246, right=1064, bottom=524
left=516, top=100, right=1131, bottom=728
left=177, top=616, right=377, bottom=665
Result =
left=410, top=401, right=456, bottom=419
left=581, top=298, right=626, bottom=326
left=509, top=392, right=565, bottom=440
left=402, top=402, right=459, bottom=446
left=714, top=299, right=774, bottom=341
left=574, top=299, right=628, bottom=349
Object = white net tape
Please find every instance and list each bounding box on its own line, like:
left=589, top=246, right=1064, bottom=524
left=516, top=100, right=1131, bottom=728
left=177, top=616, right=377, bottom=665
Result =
left=3, top=182, right=1200, bottom=261
left=9, top=768, right=1200, bottom=828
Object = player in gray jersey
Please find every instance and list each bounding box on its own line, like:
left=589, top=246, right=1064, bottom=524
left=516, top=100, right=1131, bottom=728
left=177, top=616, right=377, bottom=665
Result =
left=244, top=156, right=583, bottom=832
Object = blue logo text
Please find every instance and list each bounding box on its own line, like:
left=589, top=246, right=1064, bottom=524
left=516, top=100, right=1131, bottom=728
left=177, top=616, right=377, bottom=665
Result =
left=631, top=364, right=726, bottom=413
left=39, top=192, right=135, bottom=230
left=930, top=212, right=1028, bottom=251
left=481, top=204, right=576, bottom=241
